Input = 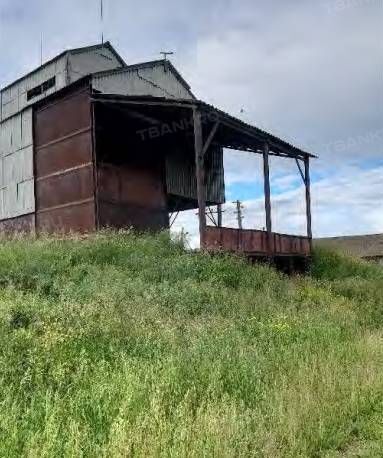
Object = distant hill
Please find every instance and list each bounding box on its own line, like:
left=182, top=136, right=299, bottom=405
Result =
left=315, top=233, right=383, bottom=264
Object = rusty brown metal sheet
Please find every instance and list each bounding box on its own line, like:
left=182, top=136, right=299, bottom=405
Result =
left=36, top=165, right=94, bottom=211
left=34, top=84, right=96, bottom=234
left=205, top=226, right=311, bottom=257
left=35, top=130, right=92, bottom=178
left=34, top=88, right=92, bottom=148
left=36, top=201, right=95, bottom=234
left=97, top=162, right=169, bottom=231
left=0, top=213, right=35, bottom=234
left=98, top=201, right=169, bottom=231
left=98, top=163, right=167, bottom=208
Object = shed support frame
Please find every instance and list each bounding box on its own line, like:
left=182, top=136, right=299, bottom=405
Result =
left=263, top=142, right=272, bottom=254
left=193, top=107, right=207, bottom=248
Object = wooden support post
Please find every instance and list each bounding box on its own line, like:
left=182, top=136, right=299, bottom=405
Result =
left=304, top=157, right=313, bottom=242
left=193, top=107, right=207, bottom=249
left=263, top=141, right=272, bottom=234
left=263, top=142, right=272, bottom=256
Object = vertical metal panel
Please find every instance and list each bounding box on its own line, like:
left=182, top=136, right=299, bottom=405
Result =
left=97, top=162, right=169, bottom=231
left=35, top=131, right=92, bottom=178
left=34, top=90, right=92, bottom=147
left=36, top=202, right=95, bottom=234
left=0, top=107, right=34, bottom=220
left=165, top=146, right=225, bottom=205
left=36, top=166, right=94, bottom=210
left=34, top=85, right=96, bottom=233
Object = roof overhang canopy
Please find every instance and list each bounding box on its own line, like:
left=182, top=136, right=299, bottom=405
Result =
left=91, top=93, right=316, bottom=160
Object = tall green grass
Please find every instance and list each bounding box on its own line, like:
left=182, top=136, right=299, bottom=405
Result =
left=0, top=232, right=382, bottom=457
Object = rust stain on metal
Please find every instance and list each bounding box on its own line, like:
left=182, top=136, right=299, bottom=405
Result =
left=36, top=201, right=95, bottom=234
left=205, top=226, right=311, bottom=257
left=34, top=85, right=96, bottom=234
left=36, top=165, right=94, bottom=211
left=35, top=130, right=92, bottom=178
left=96, top=158, right=169, bottom=231
left=34, top=88, right=92, bottom=147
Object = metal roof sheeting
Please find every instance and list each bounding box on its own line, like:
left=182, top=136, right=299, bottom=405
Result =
left=91, top=93, right=316, bottom=159
left=92, top=62, right=195, bottom=100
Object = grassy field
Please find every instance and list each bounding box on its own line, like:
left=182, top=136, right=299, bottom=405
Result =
left=0, top=232, right=382, bottom=457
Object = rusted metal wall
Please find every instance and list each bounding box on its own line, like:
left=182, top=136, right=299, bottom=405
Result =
left=92, top=63, right=194, bottom=100
left=97, top=162, right=169, bottom=231
left=205, top=226, right=311, bottom=256
left=34, top=85, right=96, bottom=233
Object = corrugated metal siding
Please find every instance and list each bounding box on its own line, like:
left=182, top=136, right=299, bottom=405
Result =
left=92, top=64, right=194, bottom=99
left=166, top=146, right=225, bottom=204
left=0, top=46, right=123, bottom=123
left=0, top=57, right=67, bottom=122
left=0, top=108, right=34, bottom=219
left=0, top=45, right=123, bottom=226
left=68, top=47, right=122, bottom=84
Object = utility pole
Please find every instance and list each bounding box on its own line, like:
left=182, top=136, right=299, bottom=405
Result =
left=217, top=204, right=223, bottom=228
left=233, top=200, right=244, bottom=230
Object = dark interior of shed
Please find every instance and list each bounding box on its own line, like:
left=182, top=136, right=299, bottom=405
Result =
left=94, top=101, right=226, bottom=219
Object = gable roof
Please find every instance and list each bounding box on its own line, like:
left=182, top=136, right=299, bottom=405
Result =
left=92, top=59, right=194, bottom=94
left=1, top=41, right=126, bottom=93
left=314, top=234, right=383, bottom=258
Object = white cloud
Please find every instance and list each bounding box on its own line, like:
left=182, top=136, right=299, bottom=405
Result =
left=1, top=0, right=381, bottom=239
left=172, top=164, right=383, bottom=247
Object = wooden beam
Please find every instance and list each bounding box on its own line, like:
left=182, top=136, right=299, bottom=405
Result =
left=304, top=157, right=313, bottom=242
left=263, top=142, right=272, bottom=255
left=295, top=158, right=305, bottom=184
left=263, top=142, right=272, bottom=234
left=201, top=121, right=220, bottom=157
left=193, top=107, right=207, bottom=249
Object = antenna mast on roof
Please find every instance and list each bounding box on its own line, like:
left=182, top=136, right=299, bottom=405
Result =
left=100, top=0, right=104, bottom=44
left=160, top=51, right=174, bottom=61
left=40, top=34, right=43, bottom=65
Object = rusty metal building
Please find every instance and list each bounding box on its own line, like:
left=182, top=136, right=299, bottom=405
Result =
left=0, top=42, right=316, bottom=264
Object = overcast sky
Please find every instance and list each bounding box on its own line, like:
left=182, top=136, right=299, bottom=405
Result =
left=0, top=0, right=382, bottom=242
